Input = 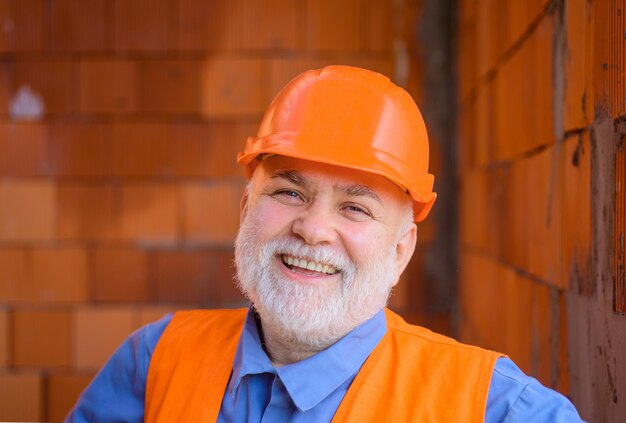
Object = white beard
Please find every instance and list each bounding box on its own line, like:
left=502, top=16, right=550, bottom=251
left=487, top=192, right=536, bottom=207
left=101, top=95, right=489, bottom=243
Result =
left=234, top=213, right=398, bottom=351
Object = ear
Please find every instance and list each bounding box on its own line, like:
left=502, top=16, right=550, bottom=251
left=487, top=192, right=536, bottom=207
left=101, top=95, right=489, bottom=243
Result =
left=391, top=223, right=417, bottom=287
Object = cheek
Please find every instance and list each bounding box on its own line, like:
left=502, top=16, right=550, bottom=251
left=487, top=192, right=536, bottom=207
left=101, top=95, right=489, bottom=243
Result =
left=246, top=199, right=296, bottom=238
left=338, top=226, right=389, bottom=265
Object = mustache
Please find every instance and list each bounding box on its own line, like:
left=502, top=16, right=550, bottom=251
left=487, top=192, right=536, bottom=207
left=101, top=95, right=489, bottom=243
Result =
left=260, top=236, right=355, bottom=275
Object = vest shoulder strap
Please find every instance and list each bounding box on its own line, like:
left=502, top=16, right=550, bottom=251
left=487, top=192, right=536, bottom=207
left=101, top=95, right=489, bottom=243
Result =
left=333, top=309, right=501, bottom=422
left=145, top=308, right=247, bottom=423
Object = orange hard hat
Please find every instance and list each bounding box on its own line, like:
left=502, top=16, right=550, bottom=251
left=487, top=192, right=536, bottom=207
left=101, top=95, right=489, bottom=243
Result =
left=237, top=65, right=436, bottom=222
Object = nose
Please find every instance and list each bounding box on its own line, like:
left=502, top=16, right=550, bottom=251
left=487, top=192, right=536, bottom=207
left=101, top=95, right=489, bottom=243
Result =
left=291, top=203, right=338, bottom=245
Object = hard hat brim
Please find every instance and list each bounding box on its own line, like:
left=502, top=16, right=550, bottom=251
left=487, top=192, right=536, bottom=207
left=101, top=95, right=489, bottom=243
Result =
left=237, top=135, right=437, bottom=222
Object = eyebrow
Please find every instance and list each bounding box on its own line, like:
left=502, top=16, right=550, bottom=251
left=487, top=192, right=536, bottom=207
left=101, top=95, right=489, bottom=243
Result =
left=271, top=169, right=308, bottom=187
left=336, top=184, right=382, bottom=204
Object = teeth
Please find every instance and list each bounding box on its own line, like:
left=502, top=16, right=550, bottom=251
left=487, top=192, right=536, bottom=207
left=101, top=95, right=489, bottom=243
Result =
left=281, top=255, right=338, bottom=275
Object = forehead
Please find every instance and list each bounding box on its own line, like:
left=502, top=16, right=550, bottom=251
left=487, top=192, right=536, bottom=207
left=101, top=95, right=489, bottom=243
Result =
left=252, top=156, right=409, bottom=204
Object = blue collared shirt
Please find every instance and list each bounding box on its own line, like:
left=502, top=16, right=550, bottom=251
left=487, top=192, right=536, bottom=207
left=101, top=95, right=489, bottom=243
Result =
left=67, top=309, right=584, bottom=422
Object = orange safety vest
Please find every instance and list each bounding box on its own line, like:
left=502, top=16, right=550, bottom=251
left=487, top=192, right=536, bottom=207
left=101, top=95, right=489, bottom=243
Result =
left=145, top=308, right=501, bottom=422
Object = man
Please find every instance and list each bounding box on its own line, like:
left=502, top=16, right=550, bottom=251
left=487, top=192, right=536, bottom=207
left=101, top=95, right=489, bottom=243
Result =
left=68, top=66, right=583, bottom=422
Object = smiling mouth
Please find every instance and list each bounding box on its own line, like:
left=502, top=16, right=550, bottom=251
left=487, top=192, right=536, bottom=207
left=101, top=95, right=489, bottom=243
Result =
left=280, top=254, right=339, bottom=275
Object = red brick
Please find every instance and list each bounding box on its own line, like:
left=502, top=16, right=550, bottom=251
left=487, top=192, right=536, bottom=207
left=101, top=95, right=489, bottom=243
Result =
left=503, top=273, right=533, bottom=373
left=111, top=122, right=174, bottom=177
left=404, top=55, right=424, bottom=110
left=508, top=158, right=530, bottom=269
left=481, top=168, right=503, bottom=257
left=555, top=292, right=570, bottom=394
left=114, top=0, right=174, bottom=51
left=169, top=122, right=249, bottom=178
left=136, top=305, right=179, bottom=327
left=141, top=60, right=201, bottom=115
left=493, top=45, right=533, bottom=161
left=0, top=180, right=55, bottom=241
left=305, top=0, right=364, bottom=52
left=388, top=266, right=410, bottom=311
left=57, top=184, right=120, bottom=240
left=49, top=123, right=110, bottom=177
left=458, top=101, right=476, bottom=172
left=26, top=248, right=89, bottom=303
left=178, top=0, right=233, bottom=50
left=199, top=58, right=267, bottom=117
left=400, top=249, right=430, bottom=313
left=0, top=371, right=43, bottom=421
left=473, top=79, right=495, bottom=167
left=0, top=309, right=8, bottom=366
left=493, top=165, right=518, bottom=263
left=366, top=0, right=393, bottom=52
left=11, top=59, right=74, bottom=115
left=13, top=309, right=71, bottom=367
left=183, top=183, right=243, bottom=246
left=457, top=1, right=477, bottom=102
left=475, top=0, right=505, bottom=78
left=0, top=122, right=49, bottom=176
left=525, top=147, right=563, bottom=286
left=155, top=250, right=217, bottom=303
left=73, top=307, right=137, bottom=369
left=94, top=248, right=150, bottom=302
left=0, top=248, right=27, bottom=302
left=0, top=62, right=8, bottom=115
left=232, top=0, right=298, bottom=51
left=405, top=312, right=452, bottom=338
left=47, top=372, right=94, bottom=423
left=78, top=60, right=140, bottom=114
left=0, top=0, right=47, bottom=52
left=396, top=249, right=432, bottom=316
left=504, top=25, right=554, bottom=156
left=459, top=170, right=488, bottom=249
left=397, top=0, right=420, bottom=53
left=120, top=185, right=179, bottom=244
left=504, top=0, right=547, bottom=53
left=564, top=0, right=591, bottom=130
left=51, top=0, right=107, bottom=52
left=532, top=285, right=558, bottom=387
left=530, top=17, right=555, bottom=149
left=212, top=249, right=244, bottom=306
left=180, top=0, right=299, bottom=51
left=459, top=252, right=508, bottom=349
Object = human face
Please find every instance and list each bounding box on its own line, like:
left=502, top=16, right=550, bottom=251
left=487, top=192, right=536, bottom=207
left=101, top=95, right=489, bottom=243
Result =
left=234, top=156, right=417, bottom=349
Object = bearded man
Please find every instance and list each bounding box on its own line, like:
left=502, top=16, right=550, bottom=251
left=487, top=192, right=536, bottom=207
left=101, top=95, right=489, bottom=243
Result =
left=68, top=66, right=583, bottom=422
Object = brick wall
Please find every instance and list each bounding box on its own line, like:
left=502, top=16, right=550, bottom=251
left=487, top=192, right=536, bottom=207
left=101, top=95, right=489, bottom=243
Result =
left=458, top=0, right=626, bottom=420
left=0, top=1, right=426, bottom=421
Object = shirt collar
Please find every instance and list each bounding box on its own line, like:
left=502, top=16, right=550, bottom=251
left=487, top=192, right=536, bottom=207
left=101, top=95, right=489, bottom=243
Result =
left=229, top=307, right=387, bottom=411
left=229, top=308, right=275, bottom=394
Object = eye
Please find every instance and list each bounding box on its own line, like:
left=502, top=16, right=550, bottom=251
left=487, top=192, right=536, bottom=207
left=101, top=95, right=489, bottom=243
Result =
left=342, top=203, right=372, bottom=220
left=272, top=189, right=305, bottom=204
